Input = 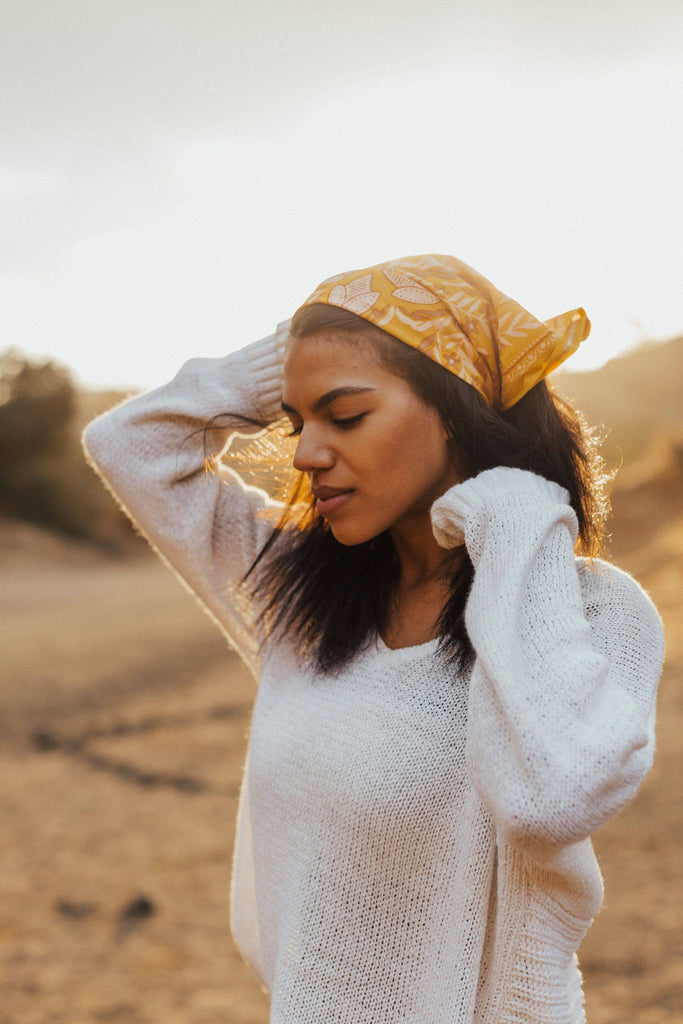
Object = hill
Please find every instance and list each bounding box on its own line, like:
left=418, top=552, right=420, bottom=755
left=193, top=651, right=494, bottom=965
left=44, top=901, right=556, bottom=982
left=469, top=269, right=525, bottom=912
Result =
left=553, top=334, right=683, bottom=469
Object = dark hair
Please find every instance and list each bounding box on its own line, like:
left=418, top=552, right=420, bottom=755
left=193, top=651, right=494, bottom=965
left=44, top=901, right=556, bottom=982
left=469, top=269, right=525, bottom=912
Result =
left=243, top=305, right=610, bottom=674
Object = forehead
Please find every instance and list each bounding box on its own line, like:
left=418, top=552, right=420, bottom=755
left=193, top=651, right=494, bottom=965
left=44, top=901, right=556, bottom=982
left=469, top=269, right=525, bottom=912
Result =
left=282, top=331, right=393, bottom=396
left=285, top=329, right=379, bottom=365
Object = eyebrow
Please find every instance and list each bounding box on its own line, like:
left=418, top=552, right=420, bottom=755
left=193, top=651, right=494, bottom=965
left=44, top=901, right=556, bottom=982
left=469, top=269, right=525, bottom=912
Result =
left=281, top=386, right=376, bottom=416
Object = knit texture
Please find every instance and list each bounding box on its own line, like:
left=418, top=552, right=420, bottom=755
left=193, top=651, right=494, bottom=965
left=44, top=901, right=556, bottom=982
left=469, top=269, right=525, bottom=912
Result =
left=82, top=331, right=664, bottom=1024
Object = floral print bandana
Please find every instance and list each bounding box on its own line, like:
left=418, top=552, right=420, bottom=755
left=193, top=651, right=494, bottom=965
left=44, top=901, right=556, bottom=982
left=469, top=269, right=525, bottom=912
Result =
left=296, top=254, right=590, bottom=409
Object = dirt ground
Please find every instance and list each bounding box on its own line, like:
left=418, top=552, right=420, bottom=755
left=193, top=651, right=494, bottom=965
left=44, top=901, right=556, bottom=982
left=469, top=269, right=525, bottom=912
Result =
left=1, top=476, right=681, bottom=1024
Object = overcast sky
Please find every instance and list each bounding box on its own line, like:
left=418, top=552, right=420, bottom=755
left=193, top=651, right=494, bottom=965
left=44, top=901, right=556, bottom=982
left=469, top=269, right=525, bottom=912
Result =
left=1, top=1, right=682, bottom=389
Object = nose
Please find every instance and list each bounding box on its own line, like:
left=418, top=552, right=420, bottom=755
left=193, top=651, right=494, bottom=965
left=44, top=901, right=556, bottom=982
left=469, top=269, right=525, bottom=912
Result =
left=292, top=425, right=335, bottom=473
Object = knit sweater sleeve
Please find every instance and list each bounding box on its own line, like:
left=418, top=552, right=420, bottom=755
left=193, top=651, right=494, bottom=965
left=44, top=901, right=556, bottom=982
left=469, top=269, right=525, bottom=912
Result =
left=81, top=324, right=290, bottom=677
left=431, top=466, right=665, bottom=863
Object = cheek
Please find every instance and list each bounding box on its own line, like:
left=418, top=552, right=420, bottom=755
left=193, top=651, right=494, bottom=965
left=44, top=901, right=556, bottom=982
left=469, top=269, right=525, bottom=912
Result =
left=359, top=421, right=447, bottom=492
left=393, top=416, right=446, bottom=467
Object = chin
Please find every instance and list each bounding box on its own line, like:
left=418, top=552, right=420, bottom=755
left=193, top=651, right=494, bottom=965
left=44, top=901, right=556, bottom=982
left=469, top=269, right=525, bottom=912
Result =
left=329, top=528, right=371, bottom=547
left=328, top=521, right=383, bottom=547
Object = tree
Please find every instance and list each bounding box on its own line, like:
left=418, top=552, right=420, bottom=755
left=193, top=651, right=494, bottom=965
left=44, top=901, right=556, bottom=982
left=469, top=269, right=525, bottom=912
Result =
left=0, top=348, right=138, bottom=548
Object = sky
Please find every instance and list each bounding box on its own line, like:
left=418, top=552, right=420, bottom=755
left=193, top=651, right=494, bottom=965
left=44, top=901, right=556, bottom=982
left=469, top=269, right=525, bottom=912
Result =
left=1, top=1, right=682, bottom=391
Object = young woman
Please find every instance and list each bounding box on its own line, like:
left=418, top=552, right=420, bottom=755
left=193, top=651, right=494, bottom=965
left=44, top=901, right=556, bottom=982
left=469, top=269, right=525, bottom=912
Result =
left=83, top=254, right=664, bottom=1024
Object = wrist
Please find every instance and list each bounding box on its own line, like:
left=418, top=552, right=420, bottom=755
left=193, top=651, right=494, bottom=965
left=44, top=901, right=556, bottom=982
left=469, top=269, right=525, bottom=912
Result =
left=431, top=467, right=577, bottom=555
left=243, top=321, right=290, bottom=422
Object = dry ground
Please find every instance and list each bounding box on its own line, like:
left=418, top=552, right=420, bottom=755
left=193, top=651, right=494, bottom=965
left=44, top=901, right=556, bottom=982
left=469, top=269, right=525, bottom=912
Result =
left=1, top=475, right=681, bottom=1024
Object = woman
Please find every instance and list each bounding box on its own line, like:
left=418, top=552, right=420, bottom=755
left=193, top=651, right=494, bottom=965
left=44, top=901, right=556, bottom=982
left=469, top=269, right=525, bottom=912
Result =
left=83, top=254, right=664, bottom=1024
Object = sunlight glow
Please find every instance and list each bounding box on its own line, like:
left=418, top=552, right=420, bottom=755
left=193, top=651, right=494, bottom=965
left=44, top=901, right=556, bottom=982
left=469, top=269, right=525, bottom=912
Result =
left=0, top=58, right=680, bottom=390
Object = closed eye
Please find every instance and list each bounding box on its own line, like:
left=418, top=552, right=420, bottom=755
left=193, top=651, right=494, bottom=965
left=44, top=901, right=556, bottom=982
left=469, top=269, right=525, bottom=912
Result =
left=332, top=413, right=367, bottom=430
left=287, top=412, right=367, bottom=437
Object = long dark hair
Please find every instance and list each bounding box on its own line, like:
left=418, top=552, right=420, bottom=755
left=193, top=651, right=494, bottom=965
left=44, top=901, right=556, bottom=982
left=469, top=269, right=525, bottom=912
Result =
left=241, top=305, right=610, bottom=674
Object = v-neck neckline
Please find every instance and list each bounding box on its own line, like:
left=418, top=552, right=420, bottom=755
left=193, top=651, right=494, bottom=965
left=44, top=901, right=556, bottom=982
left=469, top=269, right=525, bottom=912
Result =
left=375, top=633, right=441, bottom=656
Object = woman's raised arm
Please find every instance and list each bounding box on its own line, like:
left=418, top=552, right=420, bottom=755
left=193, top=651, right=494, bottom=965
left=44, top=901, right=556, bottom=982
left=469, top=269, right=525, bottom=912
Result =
left=81, top=323, right=290, bottom=676
left=431, top=466, right=665, bottom=864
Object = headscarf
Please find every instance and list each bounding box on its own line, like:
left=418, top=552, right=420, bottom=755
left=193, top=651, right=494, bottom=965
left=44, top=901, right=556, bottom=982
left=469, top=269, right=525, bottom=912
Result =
left=295, top=253, right=590, bottom=409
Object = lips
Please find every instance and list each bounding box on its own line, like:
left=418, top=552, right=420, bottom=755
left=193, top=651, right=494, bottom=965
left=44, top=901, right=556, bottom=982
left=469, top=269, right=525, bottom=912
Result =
left=312, top=485, right=355, bottom=517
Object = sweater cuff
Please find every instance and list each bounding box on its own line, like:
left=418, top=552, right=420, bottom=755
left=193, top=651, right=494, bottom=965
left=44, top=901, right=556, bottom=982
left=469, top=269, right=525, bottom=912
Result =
left=243, top=318, right=290, bottom=423
left=431, top=467, right=576, bottom=552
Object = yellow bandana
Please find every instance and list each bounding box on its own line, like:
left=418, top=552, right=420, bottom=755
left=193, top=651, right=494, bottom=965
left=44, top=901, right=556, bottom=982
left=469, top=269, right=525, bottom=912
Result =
left=297, top=254, right=590, bottom=409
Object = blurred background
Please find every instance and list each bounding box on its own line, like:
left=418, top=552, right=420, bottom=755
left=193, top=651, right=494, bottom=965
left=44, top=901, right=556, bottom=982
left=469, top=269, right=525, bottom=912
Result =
left=1, top=3, right=681, bottom=1022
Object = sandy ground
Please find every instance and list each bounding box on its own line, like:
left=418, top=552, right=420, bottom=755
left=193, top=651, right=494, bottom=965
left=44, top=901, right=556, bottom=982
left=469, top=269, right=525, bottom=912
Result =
left=1, top=483, right=681, bottom=1024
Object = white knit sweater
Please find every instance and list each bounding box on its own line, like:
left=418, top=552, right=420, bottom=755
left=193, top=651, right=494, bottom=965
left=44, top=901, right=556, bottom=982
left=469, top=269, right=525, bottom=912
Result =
left=82, top=328, right=664, bottom=1024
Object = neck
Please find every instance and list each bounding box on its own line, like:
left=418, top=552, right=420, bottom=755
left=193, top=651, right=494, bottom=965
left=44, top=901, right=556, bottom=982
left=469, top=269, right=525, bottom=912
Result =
left=390, top=513, right=456, bottom=589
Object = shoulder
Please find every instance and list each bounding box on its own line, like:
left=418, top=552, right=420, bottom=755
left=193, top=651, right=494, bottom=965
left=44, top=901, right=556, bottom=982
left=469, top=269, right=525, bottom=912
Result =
left=575, top=556, right=662, bottom=626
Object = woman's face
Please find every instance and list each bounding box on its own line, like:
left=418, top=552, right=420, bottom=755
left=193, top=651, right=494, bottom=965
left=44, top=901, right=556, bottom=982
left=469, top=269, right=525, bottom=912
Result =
left=282, top=331, right=461, bottom=546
